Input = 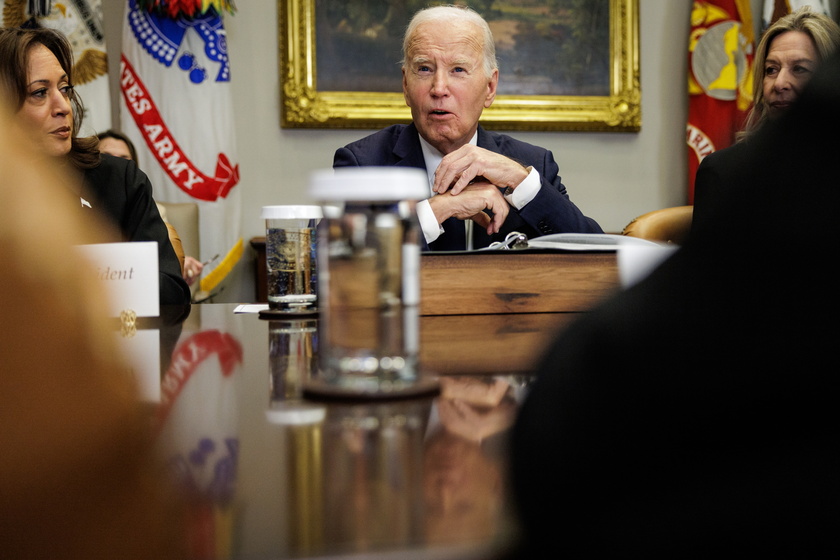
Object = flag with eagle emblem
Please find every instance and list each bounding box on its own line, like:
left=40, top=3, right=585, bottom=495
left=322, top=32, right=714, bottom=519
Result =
left=0, top=0, right=111, bottom=135
left=119, top=0, right=241, bottom=298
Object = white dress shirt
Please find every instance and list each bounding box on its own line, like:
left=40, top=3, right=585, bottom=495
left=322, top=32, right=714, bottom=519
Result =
left=415, top=132, right=541, bottom=248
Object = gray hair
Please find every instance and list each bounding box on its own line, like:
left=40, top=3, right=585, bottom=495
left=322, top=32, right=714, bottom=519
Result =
left=401, top=4, right=498, bottom=78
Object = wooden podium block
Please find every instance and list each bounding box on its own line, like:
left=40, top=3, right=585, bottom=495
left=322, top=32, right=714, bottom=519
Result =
left=419, top=251, right=619, bottom=315
left=252, top=236, right=619, bottom=315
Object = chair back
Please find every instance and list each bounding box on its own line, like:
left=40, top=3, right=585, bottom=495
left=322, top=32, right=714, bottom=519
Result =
left=157, top=201, right=199, bottom=258
left=621, top=206, right=693, bottom=245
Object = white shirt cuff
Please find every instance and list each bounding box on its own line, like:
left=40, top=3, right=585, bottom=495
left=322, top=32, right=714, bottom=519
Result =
left=504, top=166, right=539, bottom=209
left=417, top=198, right=443, bottom=243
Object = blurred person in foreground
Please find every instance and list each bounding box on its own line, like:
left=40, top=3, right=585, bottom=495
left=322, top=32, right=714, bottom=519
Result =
left=508, top=47, right=840, bottom=556
left=0, top=104, right=186, bottom=558
left=97, top=128, right=205, bottom=285
left=0, top=26, right=189, bottom=304
left=334, top=5, right=602, bottom=251
left=692, top=6, right=840, bottom=236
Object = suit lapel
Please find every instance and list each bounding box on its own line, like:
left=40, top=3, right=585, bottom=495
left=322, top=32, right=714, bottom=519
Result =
left=477, top=125, right=498, bottom=152
left=392, top=123, right=427, bottom=169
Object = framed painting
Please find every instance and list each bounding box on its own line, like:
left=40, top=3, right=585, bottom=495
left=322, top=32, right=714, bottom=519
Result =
left=279, top=0, right=640, bottom=131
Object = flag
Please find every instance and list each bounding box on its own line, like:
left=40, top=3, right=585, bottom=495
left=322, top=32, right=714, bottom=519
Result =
left=154, top=305, right=243, bottom=558
left=119, top=0, right=241, bottom=296
left=0, top=0, right=111, bottom=136
left=763, top=0, right=832, bottom=30
left=686, top=0, right=755, bottom=203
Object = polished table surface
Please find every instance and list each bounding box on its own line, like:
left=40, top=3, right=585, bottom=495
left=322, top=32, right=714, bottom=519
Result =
left=132, top=303, right=591, bottom=559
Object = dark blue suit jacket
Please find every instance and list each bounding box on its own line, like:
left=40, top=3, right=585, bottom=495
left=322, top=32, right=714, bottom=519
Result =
left=333, top=123, right=602, bottom=250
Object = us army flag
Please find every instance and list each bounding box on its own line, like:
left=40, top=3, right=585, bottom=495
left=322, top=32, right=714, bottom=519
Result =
left=119, top=0, right=242, bottom=295
left=686, top=0, right=755, bottom=203
left=0, top=0, right=111, bottom=135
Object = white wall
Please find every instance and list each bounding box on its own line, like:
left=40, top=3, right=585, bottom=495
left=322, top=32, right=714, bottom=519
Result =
left=99, top=0, right=779, bottom=302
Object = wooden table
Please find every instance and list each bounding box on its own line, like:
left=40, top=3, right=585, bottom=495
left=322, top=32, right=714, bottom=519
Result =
left=123, top=244, right=619, bottom=559
left=134, top=305, right=547, bottom=559
left=420, top=312, right=579, bottom=375
left=250, top=237, right=620, bottom=316
left=419, top=250, right=618, bottom=315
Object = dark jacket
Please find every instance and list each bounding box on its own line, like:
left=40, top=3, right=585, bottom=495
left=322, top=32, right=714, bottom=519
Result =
left=334, top=123, right=602, bottom=250
left=82, top=154, right=190, bottom=305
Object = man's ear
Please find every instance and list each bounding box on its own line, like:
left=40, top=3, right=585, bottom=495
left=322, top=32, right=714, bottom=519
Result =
left=484, top=68, right=499, bottom=108
left=403, top=67, right=411, bottom=107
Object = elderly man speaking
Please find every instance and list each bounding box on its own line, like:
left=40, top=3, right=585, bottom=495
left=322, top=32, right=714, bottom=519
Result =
left=334, top=5, right=602, bottom=251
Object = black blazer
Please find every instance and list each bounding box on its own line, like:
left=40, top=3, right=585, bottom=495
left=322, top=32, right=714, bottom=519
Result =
left=81, top=154, right=190, bottom=305
left=508, top=51, right=840, bottom=556
left=334, top=123, right=602, bottom=249
left=691, top=139, right=751, bottom=240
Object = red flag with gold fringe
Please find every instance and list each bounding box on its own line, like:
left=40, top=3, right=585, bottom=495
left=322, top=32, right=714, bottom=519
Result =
left=687, top=0, right=755, bottom=203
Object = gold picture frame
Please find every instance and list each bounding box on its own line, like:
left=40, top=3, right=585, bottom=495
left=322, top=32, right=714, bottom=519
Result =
left=279, top=0, right=640, bottom=131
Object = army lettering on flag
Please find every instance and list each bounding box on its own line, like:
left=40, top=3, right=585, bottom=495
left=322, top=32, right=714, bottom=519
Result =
left=120, top=0, right=241, bottom=295
left=0, top=0, right=111, bottom=135
left=763, top=0, right=833, bottom=29
left=686, top=0, right=755, bottom=204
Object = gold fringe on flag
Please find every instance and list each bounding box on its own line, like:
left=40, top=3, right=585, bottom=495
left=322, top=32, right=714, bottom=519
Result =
left=136, top=0, right=236, bottom=19
left=199, top=237, right=243, bottom=294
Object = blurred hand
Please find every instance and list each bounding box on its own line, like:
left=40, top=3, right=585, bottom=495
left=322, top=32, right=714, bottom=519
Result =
left=437, top=377, right=516, bottom=441
left=183, top=256, right=203, bottom=286
left=440, top=377, right=511, bottom=407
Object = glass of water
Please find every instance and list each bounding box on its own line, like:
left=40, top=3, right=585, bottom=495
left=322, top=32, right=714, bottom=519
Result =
left=261, top=205, right=322, bottom=312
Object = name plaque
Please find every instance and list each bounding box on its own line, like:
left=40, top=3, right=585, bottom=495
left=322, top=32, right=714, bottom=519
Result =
left=77, top=241, right=160, bottom=317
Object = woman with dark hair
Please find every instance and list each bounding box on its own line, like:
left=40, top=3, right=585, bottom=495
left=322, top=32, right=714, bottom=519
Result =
left=0, top=26, right=190, bottom=305
left=97, top=129, right=139, bottom=163
left=96, top=128, right=206, bottom=285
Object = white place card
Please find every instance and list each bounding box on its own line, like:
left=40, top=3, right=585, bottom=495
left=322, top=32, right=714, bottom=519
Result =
left=77, top=241, right=160, bottom=317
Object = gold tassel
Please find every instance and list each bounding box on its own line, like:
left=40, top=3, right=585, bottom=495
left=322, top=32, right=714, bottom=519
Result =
left=199, top=237, right=243, bottom=293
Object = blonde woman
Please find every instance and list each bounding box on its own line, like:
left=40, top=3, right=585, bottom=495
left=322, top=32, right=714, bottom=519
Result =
left=692, top=7, right=840, bottom=237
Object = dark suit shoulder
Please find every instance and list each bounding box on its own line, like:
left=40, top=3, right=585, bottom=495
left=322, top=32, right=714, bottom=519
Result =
left=479, top=128, right=549, bottom=162
left=345, top=124, right=408, bottom=147
left=84, top=153, right=148, bottom=200
left=697, top=140, right=750, bottom=175
left=84, top=152, right=125, bottom=186
left=692, top=138, right=759, bottom=242
left=337, top=125, right=410, bottom=164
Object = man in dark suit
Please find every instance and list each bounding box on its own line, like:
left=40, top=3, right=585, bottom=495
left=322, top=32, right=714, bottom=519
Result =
left=507, top=49, right=840, bottom=557
left=333, top=5, right=601, bottom=251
